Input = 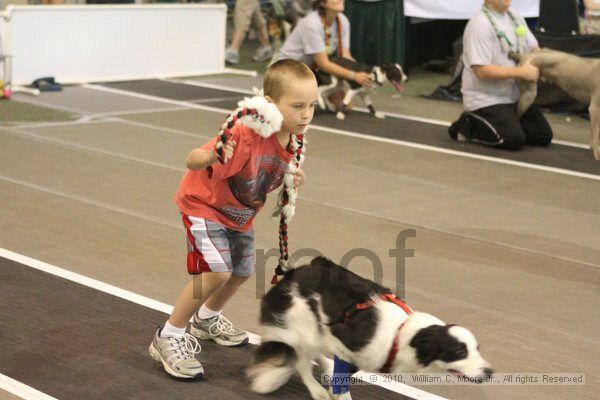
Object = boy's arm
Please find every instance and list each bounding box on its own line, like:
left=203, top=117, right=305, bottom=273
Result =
left=186, top=140, right=236, bottom=170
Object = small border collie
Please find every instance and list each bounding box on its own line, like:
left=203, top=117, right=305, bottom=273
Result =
left=316, top=57, right=408, bottom=121
left=247, top=257, right=492, bottom=399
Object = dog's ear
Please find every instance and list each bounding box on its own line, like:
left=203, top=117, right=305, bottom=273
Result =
left=409, top=324, right=447, bottom=367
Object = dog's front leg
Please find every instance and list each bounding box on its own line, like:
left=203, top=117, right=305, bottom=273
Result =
left=359, top=92, right=385, bottom=119
left=336, top=89, right=357, bottom=120
left=296, top=357, right=331, bottom=400
left=590, top=95, right=600, bottom=161
left=317, top=355, right=333, bottom=374
left=318, top=77, right=340, bottom=113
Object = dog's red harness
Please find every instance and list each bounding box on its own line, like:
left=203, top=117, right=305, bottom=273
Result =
left=344, top=293, right=413, bottom=373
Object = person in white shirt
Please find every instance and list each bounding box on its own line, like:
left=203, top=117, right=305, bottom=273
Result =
left=449, top=0, right=553, bottom=150
left=279, top=0, right=374, bottom=109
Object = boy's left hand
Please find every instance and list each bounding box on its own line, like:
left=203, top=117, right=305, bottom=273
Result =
left=293, top=168, right=305, bottom=188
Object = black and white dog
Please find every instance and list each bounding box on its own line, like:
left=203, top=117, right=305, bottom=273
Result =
left=247, top=257, right=492, bottom=400
left=316, top=57, right=408, bottom=120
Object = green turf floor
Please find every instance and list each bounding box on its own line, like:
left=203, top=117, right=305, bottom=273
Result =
left=0, top=98, right=75, bottom=125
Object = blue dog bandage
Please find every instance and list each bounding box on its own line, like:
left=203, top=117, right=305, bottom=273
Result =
left=331, top=356, right=358, bottom=395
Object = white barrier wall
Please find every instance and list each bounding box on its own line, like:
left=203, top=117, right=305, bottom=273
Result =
left=404, top=0, right=539, bottom=19
left=4, top=5, right=227, bottom=85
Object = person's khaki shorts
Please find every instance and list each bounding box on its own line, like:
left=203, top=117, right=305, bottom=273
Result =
left=580, top=16, right=600, bottom=34
left=234, top=0, right=266, bottom=32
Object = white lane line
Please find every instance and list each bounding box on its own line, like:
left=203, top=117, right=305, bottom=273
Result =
left=0, top=373, right=59, bottom=400
left=313, top=124, right=600, bottom=181
left=0, top=248, right=448, bottom=400
left=552, top=139, right=590, bottom=149
left=85, top=83, right=600, bottom=182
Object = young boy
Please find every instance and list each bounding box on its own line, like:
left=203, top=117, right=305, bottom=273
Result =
left=149, top=59, right=318, bottom=379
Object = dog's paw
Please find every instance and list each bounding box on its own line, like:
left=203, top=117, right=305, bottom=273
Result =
left=336, top=112, right=346, bottom=120
left=374, top=111, right=385, bottom=119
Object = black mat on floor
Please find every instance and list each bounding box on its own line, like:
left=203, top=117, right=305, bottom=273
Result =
left=0, top=257, right=411, bottom=400
left=103, top=79, right=600, bottom=176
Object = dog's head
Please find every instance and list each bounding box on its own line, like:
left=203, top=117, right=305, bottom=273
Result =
left=403, top=312, right=492, bottom=383
left=376, top=62, right=408, bottom=92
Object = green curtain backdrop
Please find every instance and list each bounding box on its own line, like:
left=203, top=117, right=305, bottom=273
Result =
left=344, top=0, right=405, bottom=66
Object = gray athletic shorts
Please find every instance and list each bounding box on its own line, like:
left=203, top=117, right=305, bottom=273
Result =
left=182, top=214, right=255, bottom=277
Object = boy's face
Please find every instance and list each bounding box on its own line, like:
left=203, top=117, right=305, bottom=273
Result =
left=275, top=78, right=318, bottom=135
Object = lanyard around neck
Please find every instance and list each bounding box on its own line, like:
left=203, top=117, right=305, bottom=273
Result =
left=482, top=5, right=525, bottom=53
left=321, top=15, right=343, bottom=57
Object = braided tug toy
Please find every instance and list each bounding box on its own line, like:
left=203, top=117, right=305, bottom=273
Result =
left=213, top=89, right=307, bottom=284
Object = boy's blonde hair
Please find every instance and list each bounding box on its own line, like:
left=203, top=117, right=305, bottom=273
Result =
left=264, top=59, right=316, bottom=101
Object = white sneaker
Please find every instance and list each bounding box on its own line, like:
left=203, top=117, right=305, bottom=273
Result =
left=225, top=49, right=239, bottom=65
left=190, top=314, right=249, bottom=347
left=149, top=327, right=204, bottom=379
left=252, top=46, right=273, bottom=62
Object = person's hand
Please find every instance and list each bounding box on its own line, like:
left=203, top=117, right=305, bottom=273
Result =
left=519, top=60, right=539, bottom=82
left=293, top=168, right=305, bottom=188
left=353, top=71, right=375, bottom=88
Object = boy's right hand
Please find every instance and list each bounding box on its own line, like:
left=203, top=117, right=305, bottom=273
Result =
left=519, top=60, right=539, bottom=82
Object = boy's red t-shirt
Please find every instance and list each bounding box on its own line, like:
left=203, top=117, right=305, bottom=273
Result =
left=175, top=124, right=293, bottom=232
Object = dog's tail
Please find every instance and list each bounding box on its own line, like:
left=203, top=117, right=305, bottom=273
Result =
left=247, top=341, right=297, bottom=393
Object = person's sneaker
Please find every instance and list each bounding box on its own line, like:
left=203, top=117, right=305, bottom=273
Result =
left=190, top=314, right=249, bottom=347
left=225, top=48, right=239, bottom=65
left=149, top=327, right=204, bottom=379
left=449, top=113, right=470, bottom=142
left=252, top=45, right=273, bottom=62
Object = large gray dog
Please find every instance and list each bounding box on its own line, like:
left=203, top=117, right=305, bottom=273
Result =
left=510, top=49, right=600, bottom=161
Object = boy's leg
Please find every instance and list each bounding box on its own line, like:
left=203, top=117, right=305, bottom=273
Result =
left=202, top=274, right=250, bottom=312
left=149, top=216, right=236, bottom=378
left=168, top=272, right=231, bottom=329
left=519, top=105, right=553, bottom=147
left=189, top=225, right=255, bottom=346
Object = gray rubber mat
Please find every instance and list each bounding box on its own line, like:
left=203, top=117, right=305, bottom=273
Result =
left=0, top=257, right=411, bottom=400
left=103, top=79, right=600, bottom=176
